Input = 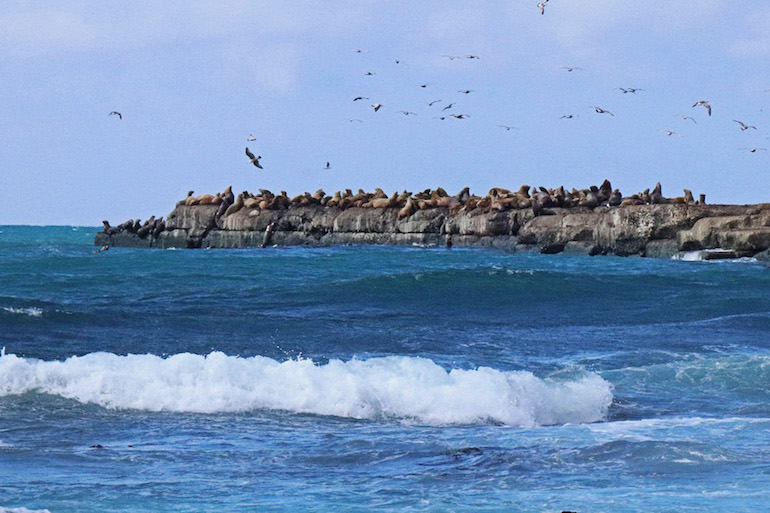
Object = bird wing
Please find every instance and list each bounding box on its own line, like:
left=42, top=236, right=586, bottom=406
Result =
left=254, top=160, right=263, bottom=169
left=245, top=147, right=256, bottom=160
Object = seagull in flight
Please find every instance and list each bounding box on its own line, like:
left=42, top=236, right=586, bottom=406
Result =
left=458, top=89, right=475, bottom=94
left=562, top=66, right=583, bottom=72
left=451, top=113, right=469, bottom=119
left=247, top=134, right=256, bottom=141
left=618, top=87, right=643, bottom=94
left=442, top=102, right=456, bottom=111
left=741, top=147, right=767, bottom=153
left=353, top=96, right=369, bottom=102
left=108, top=111, right=122, bottom=119
left=692, top=100, right=712, bottom=116
left=371, top=103, right=382, bottom=112
left=498, top=125, right=518, bottom=131
left=364, top=71, right=376, bottom=76
left=324, top=162, right=331, bottom=169
left=538, top=1, right=549, bottom=15
left=347, top=118, right=363, bottom=123
left=734, top=119, right=757, bottom=131
left=399, top=110, right=417, bottom=116
left=442, top=55, right=462, bottom=60
left=560, top=114, right=578, bottom=119
left=465, top=55, right=480, bottom=60
left=426, top=100, right=442, bottom=107
left=659, top=129, right=681, bottom=137
left=245, top=147, right=262, bottom=169
left=676, top=114, right=697, bottom=124
left=591, top=106, right=614, bottom=116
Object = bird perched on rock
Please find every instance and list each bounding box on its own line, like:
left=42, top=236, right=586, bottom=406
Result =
left=692, top=100, right=712, bottom=116
left=245, top=147, right=262, bottom=169
left=108, top=111, right=122, bottom=119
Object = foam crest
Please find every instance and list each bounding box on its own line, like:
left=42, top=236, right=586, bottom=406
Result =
left=2, top=307, right=43, bottom=317
left=0, top=352, right=612, bottom=426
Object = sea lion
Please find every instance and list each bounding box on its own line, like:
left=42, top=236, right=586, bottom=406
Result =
left=224, top=193, right=245, bottom=216
left=102, top=220, right=117, bottom=235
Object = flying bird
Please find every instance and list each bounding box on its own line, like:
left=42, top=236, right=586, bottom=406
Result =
left=399, top=110, right=417, bottom=116
left=108, top=111, right=122, bottom=119
left=741, top=147, right=767, bottom=153
left=560, top=114, right=577, bottom=119
left=562, top=66, right=583, bottom=72
left=618, top=87, right=643, bottom=94
left=324, top=162, right=331, bottom=169
left=353, top=96, right=369, bottom=102
left=426, top=100, right=442, bottom=107
left=419, top=83, right=431, bottom=88
left=372, top=103, right=382, bottom=112
left=247, top=134, right=256, bottom=141
left=692, top=100, right=712, bottom=116
left=364, top=71, right=376, bottom=76
left=245, top=147, right=262, bottom=169
left=465, top=55, right=480, bottom=60
left=676, top=114, right=697, bottom=124
left=442, top=102, right=456, bottom=111
left=498, top=125, right=518, bottom=131
left=458, top=89, right=475, bottom=94
left=734, top=119, right=757, bottom=131
left=347, top=118, right=363, bottom=123
left=442, top=55, right=461, bottom=60
left=451, top=113, right=469, bottom=119
left=659, top=129, right=681, bottom=137
left=591, top=106, right=614, bottom=116
left=538, top=1, right=548, bottom=15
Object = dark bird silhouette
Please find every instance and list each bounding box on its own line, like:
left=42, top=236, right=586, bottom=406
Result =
left=692, top=100, right=712, bottom=116
left=442, top=102, right=456, bottom=111
left=465, top=55, right=480, bottom=59
left=245, top=147, right=262, bottom=169
left=458, top=89, right=475, bottom=94
left=560, top=114, right=577, bottom=119
left=618, top=87, right=643, bottom=94
left=372, top=103, right=382, bottom=112
left=562, top=66, right=582, bottom=72
left=324, top=162, right=331, bottom=169
left=426, top=100, right=442, bottom=107
left=353, top=96, right=369, bottom=102
left=364, top=71, right=376, bottom=76
left=399, top=110, right=417, bottom=116
left=734, top=119, right=757, bottom=131
left=741, top=147, right=767, bottom=153
left=498, top=125, right=518, bottom=131
left=108, top=111, right=122, bottom=119
left=591, top=106, right=614, bottom=116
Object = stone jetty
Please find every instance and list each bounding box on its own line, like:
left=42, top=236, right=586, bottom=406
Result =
left=94, top=182, right=770, bottom=260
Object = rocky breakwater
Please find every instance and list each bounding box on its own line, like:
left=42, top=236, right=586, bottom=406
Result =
left=95, top=181, right=770, bottom=259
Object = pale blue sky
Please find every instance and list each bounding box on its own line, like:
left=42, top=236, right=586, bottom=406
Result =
left=2, top=1, right=769, bottom=225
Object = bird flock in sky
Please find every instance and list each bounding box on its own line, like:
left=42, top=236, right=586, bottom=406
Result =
left=107, top=0, right=768, bottom=172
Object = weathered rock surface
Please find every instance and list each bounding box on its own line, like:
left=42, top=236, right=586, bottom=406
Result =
left=95, top=202, right=770, bottom=258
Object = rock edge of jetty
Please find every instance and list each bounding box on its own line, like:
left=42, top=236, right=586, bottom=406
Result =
left=94, top=182, right=770, bottom=261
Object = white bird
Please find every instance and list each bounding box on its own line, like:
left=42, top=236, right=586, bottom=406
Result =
left=247, top=134, right=256, bottom=141
left=245, top=147, right=262, bottom=169
left=658, top=129, right=680, bottom=137
left=108, top=111, right=122, bottom=119
left=372, top=103, right=382, bottom=112
left=538, top=0, right=549, bottom=15
left=692, top=100, right=712, bottom=116
left=734, top=119, right=757, bottom=131
left=591, top=106, right=614, bottom=116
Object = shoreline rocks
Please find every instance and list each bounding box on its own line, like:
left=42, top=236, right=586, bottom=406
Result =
left=95, top=200, right=770, bottom=258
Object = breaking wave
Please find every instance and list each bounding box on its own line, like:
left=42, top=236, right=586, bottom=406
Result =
left=0, top=351, right=612, bottom=427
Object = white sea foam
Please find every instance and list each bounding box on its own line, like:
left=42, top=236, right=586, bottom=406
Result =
left=2, top=307, right=43, bottom=317
left=0, top=352, right=612, bottom=426
left=0, top=508, right=52, bottom=513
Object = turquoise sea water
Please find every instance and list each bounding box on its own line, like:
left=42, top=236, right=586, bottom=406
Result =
left=1, top=225, right=770, bottom=512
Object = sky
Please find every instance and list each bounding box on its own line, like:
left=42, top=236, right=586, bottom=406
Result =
left=1, top=0, right=769, bottom=226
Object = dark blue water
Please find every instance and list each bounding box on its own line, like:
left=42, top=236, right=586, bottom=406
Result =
left=2, top=226, right=770, bottom=512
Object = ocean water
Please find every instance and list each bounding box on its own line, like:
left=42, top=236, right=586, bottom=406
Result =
left=1, top=226, right=770, bottom=512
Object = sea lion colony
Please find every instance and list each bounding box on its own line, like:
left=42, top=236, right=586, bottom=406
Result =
left=102, top=180, right=701, bottom=237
